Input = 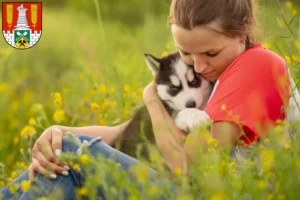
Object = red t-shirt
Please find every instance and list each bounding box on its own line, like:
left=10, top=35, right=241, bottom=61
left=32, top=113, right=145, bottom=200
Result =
left=204, top=44, right=290, bottom=145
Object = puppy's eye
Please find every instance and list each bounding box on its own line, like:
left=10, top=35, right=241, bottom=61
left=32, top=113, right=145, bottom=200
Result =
left=190, top=79, right=197, bottom=85
left=170, top=85, right=179, bottom=92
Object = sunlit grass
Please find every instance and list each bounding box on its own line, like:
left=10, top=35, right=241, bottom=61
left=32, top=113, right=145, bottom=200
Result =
left=0, top=1, right=300, bottom=199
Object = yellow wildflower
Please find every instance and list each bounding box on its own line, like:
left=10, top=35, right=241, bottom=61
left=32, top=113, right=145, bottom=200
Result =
left=9, top=183, right=19, bottom=194
left=286, top=1, right=293, bottom=9
left=185, top=134, right=195, bottom=145
left=210, top=192, right=226, bottom=200
left=124, top=84, right=130, bottom=94
left=149, top=152, right=160, bottom=162
left=68, top=161, right=74, bottom=167
left=80, top=154, right=92, bottom=165
left=72, top=164, right=81, bottom=172
left=53, top=92, right=62, bottom=99
left=278, top=194, right=286, bottom=200
left=264, top=43, right=271, bottom=49
left=122, top=108, right=129, bottom=119
left=161, top=51, right=169, bottom=57
left=296, top=160, right=300, bottom=169
left=129, top=195, right=139, bottom=200
left=90, top=102, right=100, bottom=111
left=296, top=41, right=300, bottom=51
left=78, top=186, right=88, bottom=196
left=176, top=194, right=193, bottom=200
left=207, top=137, right=219, bottom=148
left=30, top=103, right=43, bottom=114
left=11, top=100, right=19, bottom=111
left=217, top=161, right=227, bottom=175
left=147, top=185, right=159, bottom=196
left=283, top=144, right=291, bottom=150
left=20, top=125, right=37, bottom=138
left=284, top=56, right=291, bottom=64
left=103, top=99, right=117, bottom=109
left=260, top=148, right=274, bottom=171
left=0, top=83, right=9, bottom=93
left=29, top=118, right=37, bottom=126
left=275, top=125, right=283, bottom=134
left=13, top=136, right=19, bottom=145
left=53, top=109, right=66, bottom=123
left=264, top=138, right=270, bottom=145
left=21, top=180, right=30, bottom=192
left=98, top=118, right=105, bottom=125
left=291, top=8, right=297, bottom=16
left=54, top=98, right=62, bottom=107
left=98, top=84, right=107, bottom=94
left=137, top=88, right=143, bottom=97
left=292, top=55, right=298, bottom=62
left=53, top=92, right=62, bottom=107
left=16, top=161, right=28, bottom=170
left=228, top=162, right=237, bottom=170
left=37, top=197, right=49, bottom=200
left=11, top=171, right=18, bottom=179
left=0, top=181, right=5, bottom=188
left=132, top=164, right=149, bottom=183
left=174, top=167, right=183, bottom=176
left=275, top=119, right=282, bottom=125
left=256, top=180, right=266, bottom=190
left=207, top=164, right=215, bottom=170
left=267, top=194, right=274, bottom=200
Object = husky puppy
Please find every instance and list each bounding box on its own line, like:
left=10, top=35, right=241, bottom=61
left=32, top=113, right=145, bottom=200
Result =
left=113, top=52, right=213, bottom=161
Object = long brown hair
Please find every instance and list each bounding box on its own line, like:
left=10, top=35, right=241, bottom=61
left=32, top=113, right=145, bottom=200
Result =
left=168, top=0, right=258, bottom=49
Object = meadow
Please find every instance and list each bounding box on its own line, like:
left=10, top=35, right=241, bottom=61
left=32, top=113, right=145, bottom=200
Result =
left=0, top=0, right=300, bottom=199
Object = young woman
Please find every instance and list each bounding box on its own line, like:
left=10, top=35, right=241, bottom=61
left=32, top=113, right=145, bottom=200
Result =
left=0, top=0, right=293, bottom=199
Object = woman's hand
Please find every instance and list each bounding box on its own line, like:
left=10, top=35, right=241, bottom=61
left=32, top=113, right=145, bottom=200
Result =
left=28, top=127, right=70, bottom=182
left=143, top=81, right=160, bottom=104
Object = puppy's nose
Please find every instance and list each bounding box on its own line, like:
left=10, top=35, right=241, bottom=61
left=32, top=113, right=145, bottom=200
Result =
left=186, top=101, right=196, bottom=108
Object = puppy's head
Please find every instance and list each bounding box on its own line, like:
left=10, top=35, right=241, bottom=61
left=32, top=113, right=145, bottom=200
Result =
left=145, top=52, right=213, bottom=111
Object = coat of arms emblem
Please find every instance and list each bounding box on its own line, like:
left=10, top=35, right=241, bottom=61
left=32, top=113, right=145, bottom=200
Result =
left=2, top=2, right=42, bottom=49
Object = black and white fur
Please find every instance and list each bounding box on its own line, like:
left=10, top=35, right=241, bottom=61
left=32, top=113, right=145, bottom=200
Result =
left=113, top=52, right=213, bottom=161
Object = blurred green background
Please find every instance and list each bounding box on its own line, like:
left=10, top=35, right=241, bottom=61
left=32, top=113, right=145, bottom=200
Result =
left=0, top=0, right=299, bottom=186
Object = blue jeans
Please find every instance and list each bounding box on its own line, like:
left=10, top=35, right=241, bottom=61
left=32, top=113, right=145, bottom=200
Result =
left=0, top=134, right=176, bottom=199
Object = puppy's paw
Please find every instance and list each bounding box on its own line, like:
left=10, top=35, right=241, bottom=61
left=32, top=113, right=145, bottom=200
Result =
left=175, top=108, right=211, bottom=132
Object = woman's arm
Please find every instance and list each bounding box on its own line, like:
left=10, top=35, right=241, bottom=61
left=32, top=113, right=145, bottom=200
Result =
left=51, top=120, right=132, bottom=145
left=143, top=82, right=188, bottom=173
left=145, top=97, right=188, bottom=173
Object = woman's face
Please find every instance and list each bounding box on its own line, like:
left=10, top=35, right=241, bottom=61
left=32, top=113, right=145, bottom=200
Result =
left=171, top=22, right=246, bottom=81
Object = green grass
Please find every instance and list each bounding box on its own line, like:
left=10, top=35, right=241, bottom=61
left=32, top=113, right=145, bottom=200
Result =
left=0, top=1, right=300, bottom=199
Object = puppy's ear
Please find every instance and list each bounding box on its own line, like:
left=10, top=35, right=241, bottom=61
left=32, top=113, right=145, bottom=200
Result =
left=144, top=53, right=160, bottom=76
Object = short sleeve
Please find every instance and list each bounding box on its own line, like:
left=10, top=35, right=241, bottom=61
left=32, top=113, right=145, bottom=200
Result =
left=204, top=45, right=289, bottom=145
